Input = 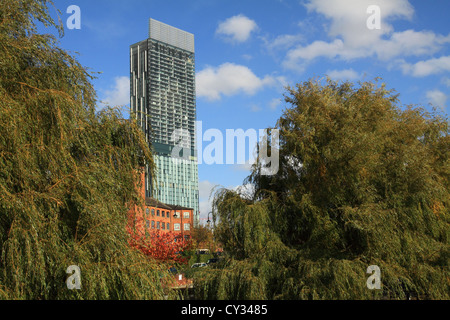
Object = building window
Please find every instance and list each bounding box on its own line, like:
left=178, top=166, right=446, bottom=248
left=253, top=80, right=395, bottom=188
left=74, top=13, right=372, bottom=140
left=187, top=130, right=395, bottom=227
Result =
left=184, top=223, right=190, bottom=231
left=146, top=208, right=150, bottom=216
left=162, top=222, right=165, bottom=230
left=162, top=211, right=165, bottom=218
left=157, top=221, right=160, bottom=229
left=151, top=221, right=155, bottom=229
left=183, top=212, right=190, bottom=219
left=174, top=223, right=180, bottom=231
left=167, top=223, right=170, bottom=230
left=151, top=209, right=155, bottom=216
left=174, top=211, right=180, bottom=218
left=157, top=210, right=160, bottom=217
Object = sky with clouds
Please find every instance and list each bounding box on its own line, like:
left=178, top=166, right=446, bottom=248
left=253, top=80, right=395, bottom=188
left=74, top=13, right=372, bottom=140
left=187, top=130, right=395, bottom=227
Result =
left=47, top=0, right=449, bottom=224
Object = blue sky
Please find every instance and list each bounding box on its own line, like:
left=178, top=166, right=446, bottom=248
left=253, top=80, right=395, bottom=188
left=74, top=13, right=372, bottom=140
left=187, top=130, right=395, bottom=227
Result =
left=47, top=0, right=449, bottom=223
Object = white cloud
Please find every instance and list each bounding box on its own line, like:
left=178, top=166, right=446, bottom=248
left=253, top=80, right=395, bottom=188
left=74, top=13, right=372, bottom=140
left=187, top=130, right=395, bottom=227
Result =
left=400, top=56, right=450, bottom=77
left=377, top=30, right=450, bottom=61
left=264, top=34, right=304, bottom=53
left=233, top=183, right=255, bottom=200
left=101, top=76, right=130, bottom=106
left=283, top=39, right=345, bottom=72
left=426, top=89, right=447, bottom=110
left=442, top=77, right=450, bottom=87
left=297, top=18, right=319, bottom=35
left=196, top=63, right=275, bottom=101
left=199, top=180, right=216, bottom=197
left=198, top=180, right=218, bottom=224
left=269, top=98, right=282, bottom=110
left=304, top=0, right=414, bottom=45
left=216, top=14, right=258, bottom=43
left=326, top=68, right=361, bottom=81
left=283, top=0, right=450, bottom=71
left=197, top=180, right=256, bottom=224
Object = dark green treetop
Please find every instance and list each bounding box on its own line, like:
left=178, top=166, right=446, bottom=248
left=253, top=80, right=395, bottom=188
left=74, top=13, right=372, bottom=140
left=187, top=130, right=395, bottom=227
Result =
left=195, top=78, right=449, bottom=300
left=0, top=0, right=171, bottom=299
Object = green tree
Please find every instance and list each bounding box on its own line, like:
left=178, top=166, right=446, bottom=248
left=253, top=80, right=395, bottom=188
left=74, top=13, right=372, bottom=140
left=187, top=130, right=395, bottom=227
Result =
left=0, top=0, right=172, bottom=299
left=195, top=78, right=449, bottom=300
left=191, top=224, right=214, bottom=249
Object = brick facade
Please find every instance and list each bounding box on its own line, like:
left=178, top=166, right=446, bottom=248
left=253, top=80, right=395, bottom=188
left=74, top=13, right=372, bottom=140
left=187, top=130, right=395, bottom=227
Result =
left=130, top=171, right=194, bottom=239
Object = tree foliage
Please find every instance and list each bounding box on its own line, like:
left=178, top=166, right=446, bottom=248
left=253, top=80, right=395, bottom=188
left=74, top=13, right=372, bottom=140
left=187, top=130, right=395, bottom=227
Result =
left=195, top=78, right=449, bottom=300
left=0, top=0, right=174, bottom=299
left=191, top=224, right=214, bottom=249
left=128, top=218, right=192, bottom=264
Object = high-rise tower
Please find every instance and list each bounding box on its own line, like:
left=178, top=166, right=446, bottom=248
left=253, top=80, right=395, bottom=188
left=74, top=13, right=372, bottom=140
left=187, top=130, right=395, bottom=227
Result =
left=130, top=18, right=199, bottom=226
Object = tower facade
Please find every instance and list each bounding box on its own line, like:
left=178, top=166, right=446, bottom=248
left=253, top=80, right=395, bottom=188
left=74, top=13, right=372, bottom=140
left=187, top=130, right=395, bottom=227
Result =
left=130, top=18, right=199, bottom=226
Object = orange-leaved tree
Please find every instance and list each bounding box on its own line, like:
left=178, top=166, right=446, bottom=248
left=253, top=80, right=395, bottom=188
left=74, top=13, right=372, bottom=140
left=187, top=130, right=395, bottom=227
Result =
left=128, top=214, right=191, bottom=263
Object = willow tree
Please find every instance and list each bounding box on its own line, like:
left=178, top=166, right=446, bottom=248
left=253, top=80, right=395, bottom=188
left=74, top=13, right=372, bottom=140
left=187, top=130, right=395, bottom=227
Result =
left=195, top=79, right=449, bottom=300
left=0, top=0, right=175, bottom=299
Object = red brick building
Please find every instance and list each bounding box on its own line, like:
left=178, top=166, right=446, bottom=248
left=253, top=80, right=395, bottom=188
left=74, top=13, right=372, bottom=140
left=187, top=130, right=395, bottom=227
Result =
left=130, top=171, right=194, bottom=240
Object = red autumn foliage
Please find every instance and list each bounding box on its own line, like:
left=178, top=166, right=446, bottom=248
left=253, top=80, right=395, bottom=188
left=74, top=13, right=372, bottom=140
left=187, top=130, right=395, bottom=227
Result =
left=127, top=213, right=192, bottom=263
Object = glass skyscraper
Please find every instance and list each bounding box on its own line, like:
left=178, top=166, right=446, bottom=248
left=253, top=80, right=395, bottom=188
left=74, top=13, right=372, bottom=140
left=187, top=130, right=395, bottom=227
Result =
left=130, top=18, right=199, bottom=226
